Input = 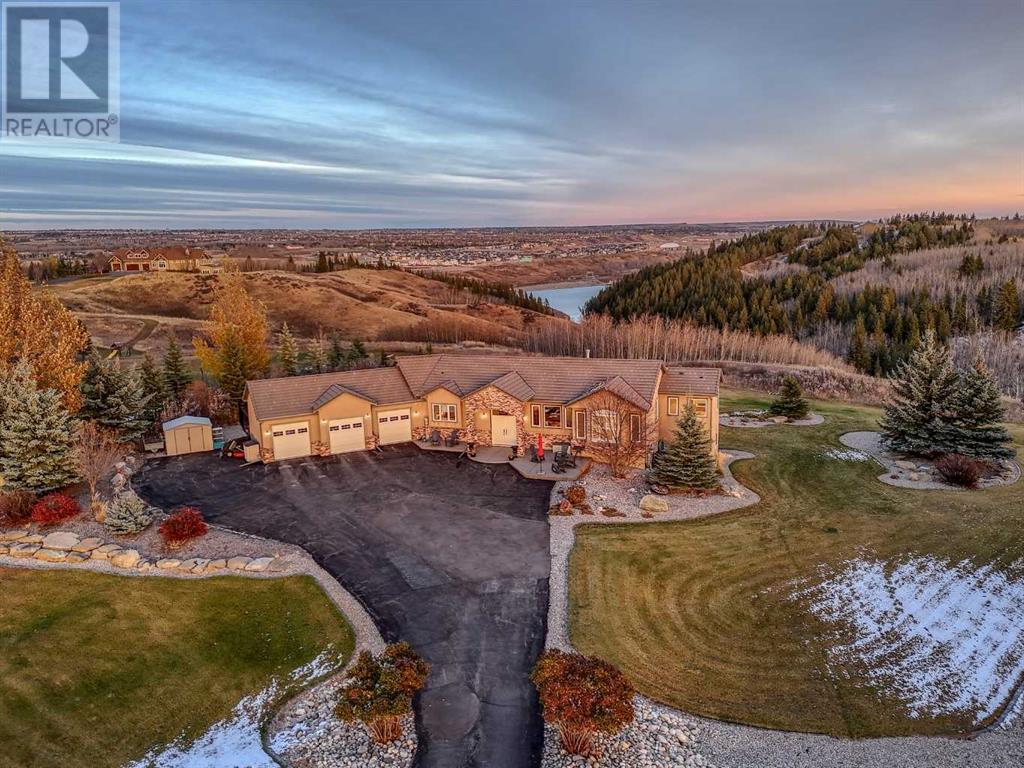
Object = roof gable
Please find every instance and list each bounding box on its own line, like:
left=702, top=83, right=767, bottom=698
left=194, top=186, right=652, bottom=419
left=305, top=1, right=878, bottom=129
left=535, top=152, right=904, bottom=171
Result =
left=311, top=383, right=376, bottom=411
left=566, top=375, right=651, bottom=410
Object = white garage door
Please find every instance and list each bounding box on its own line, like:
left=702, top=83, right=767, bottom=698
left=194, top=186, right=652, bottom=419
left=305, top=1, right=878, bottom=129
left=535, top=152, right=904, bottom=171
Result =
left=328, top=417, right=365, bottom=454
left=271, top=422, right=311, bottom=460
left=377, top=409, right=412, bottom=445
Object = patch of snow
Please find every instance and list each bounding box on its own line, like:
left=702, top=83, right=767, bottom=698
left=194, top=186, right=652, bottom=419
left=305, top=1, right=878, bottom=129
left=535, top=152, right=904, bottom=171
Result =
left=823, top=448, right=870, bottom=462
left=125, top=647, right=343, bottom=768
left=794, top=555, right=1024, bottom=724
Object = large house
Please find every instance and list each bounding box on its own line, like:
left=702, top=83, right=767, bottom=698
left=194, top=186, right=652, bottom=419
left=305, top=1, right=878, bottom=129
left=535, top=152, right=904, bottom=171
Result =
left=108, top=246, right=213, bottom=273
left=244, top=354, right=720, bottom=465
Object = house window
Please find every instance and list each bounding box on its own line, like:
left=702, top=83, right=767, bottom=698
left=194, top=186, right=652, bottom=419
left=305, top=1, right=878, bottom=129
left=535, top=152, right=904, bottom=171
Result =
left=590, top=410, right=619, bottom=444
left=667, top=396, right=679, bottom=416
left=692, top=400, right=708, bottom=418
left=431, top=403, right=457, bottom=422
left=630, top=413, right=642, bottom=442
left=531, top=404, right=563, bottom=428
left=573, top=410, right=587, bottom=440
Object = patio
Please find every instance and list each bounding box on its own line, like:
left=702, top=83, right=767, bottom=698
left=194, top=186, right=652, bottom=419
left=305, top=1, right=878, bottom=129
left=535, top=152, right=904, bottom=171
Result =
left=415, top=438, right=591, bottom=480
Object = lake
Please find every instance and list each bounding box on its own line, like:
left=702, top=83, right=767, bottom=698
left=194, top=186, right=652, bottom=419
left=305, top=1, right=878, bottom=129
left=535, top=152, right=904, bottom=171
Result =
left=527, top=283, right=605, bottom=321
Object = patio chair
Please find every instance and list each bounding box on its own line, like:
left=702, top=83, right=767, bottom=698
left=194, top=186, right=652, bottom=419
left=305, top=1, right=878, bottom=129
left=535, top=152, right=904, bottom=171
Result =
left=527, top=443, right=540, bottom=463
left=429, top=429, right=442, bottom=446
left=445, top=428, right=461, bottom=447
left=553, top=442, right=576, bottom=469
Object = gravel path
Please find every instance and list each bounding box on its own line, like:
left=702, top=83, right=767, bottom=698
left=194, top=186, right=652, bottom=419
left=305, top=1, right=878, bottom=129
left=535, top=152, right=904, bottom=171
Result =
left=840, top=430, right=1021, bottom=491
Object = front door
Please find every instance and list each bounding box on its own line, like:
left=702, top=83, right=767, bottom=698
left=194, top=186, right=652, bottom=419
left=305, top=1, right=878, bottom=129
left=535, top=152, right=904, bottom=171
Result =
left=491, top=414, right=517, bottom=446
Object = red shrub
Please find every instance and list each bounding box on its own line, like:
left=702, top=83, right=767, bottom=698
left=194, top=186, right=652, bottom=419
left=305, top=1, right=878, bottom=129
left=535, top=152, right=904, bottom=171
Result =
left=564, top=484, right=587, bottom=506
left=0, top=490, right=36, bottom=524
left=30, top=493, right=82, bottom=526
left=159, top=506, right=209, bottom=547
left=935, top=454, right=984, bottom=488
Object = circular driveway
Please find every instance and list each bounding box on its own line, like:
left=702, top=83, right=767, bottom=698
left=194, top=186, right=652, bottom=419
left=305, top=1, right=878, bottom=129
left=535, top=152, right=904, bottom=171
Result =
left=138, top=444, right=553, bottom=768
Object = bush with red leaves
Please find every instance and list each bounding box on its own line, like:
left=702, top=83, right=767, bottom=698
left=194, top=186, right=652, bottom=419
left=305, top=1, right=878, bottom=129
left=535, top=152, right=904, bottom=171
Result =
left=159, top=506, right=209, bottom=548
left=1, top=490, right=36, bottom=524
left=935, top=454, right=984, bottom=488
left=30, top=493, right=82, bottom=526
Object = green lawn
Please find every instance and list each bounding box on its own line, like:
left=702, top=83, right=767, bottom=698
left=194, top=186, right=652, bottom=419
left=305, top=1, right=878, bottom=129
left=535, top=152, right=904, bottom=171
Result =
left=0, top=569, right=355, bottom=768
left=569, top=392, right=1024, bottom=738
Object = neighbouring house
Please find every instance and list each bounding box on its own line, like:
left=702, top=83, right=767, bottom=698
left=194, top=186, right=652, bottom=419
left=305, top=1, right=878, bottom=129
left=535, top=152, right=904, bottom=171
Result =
left=244, top=354, right=720, bottom=465
left=108, top=246, right=212, bottom=273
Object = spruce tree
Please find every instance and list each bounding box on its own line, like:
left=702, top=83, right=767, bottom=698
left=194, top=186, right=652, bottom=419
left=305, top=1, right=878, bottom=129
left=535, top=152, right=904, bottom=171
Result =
left=952, top=361, right=1014, bottom=460
left=278, top=323, right=299, bottom=376
left=0, top=364, right=79, bottom=492
left=879, top=330, right=961, bottom=456
left=328, top=333, right=345, bottom=371
left=79, top=356, right=149, bottom=441
left=163, top=333, right=192, bottom=396
left=648, top=402, right=718, bottom=489
left=767, top=375, right=809, bottom=420
left=347, top=339, right=368, bottom=364
left=994, top=280, right=1020, bottom=332
left=105, top=490, right=153, bottom=534
left=138, top=353, right=168, bottom=424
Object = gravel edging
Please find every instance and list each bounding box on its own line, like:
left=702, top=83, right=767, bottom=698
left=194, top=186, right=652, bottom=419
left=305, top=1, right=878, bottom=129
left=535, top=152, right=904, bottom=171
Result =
left=720, top=412, right=824, bottom=428
left=840, top=431, right=1022, bottom=491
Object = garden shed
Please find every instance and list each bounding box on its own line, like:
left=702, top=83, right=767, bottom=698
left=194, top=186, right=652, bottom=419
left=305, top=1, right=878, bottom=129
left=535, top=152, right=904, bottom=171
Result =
left=162, top=416, right=214, bottom=456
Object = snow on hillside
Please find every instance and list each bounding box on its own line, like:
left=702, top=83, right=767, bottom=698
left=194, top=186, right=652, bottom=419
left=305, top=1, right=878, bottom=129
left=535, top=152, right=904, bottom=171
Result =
left=794, top=554, right=1024, bottom=725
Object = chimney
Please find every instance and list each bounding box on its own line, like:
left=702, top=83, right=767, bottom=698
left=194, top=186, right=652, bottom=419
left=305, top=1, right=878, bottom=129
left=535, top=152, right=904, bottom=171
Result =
left=584, top=348, right=591, bottom=359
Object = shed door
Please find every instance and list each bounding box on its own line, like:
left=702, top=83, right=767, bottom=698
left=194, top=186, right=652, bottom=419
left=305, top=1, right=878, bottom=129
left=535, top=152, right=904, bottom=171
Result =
left=377, top=409, right=412, bottom=445
left=271, top=422, right=311, bottom=460
left=328, top=417, right=365, bottom=454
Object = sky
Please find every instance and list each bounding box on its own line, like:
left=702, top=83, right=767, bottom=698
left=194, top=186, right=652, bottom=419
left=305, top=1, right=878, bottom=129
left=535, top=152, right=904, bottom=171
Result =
left=1, top=0, right=1022, bottom=229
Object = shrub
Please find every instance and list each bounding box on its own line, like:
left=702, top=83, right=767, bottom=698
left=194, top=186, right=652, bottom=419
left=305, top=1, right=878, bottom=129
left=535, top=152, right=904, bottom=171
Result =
left=531, top=649, right=635, bottom=756
left=935, top=454, right=984, bottom=488
left=564, top=484, right=587, bottom=506
left=30, top=492, right=81, bottom=526
left=105, top=490, right=154, bottom=534
left=335, top=642, right=430, bottom=744
left=159, top=506, right=209, bottom=548
left=0, top=490, right=36, bottom=524
left=766, top=375, right=810, bottom=420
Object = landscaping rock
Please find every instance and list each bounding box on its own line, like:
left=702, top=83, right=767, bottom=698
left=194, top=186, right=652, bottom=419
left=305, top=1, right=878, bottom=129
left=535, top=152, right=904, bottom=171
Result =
left=0, top=529, right=29, bottom=542
left=20, top=534, right=43, bottom=544
left=91, top=544, right=122, bottom=560
left=41, top=531, right=80, bottom=551
left=110, top=549, right=141, bottom=569
left=0, top=543, right=8, bottom=555
left=268, top=557, right=290, bottom=572
left=65, top=552, right=89, bottom=563
left=10, top=542, right=40, bottom=557
left=895, top=460, right=917, bottom=470
left=137, top=561, right=153, bottom=572
left=245, top=556, right=274, bottom=572
left=189, top=558, right=211, bottom=573
left=226, top=556, right=252, bottom=571
left=72, top=537, right=104, bottom=553
left=34, top=548, right=66, bottom=562
left=156, top=559, right=181, bottom=569
left=206, top=559, right=227, bottom=572
left=639, top=494, right=670, bottom=513
left=177, top=558, right=201, bottom=572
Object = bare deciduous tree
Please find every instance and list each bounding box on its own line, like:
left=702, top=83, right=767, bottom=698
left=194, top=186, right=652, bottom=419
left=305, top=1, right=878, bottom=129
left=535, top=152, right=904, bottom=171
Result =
left=582, top=393, right=658, bottom=478
left=75, top=421, right=125, bottom=521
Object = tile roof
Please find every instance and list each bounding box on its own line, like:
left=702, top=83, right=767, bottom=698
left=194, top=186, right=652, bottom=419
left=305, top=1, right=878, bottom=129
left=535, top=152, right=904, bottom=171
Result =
left=394, top=353, right=665, bottom=407
left=659, top=366, right=721, bottom=396
left=246, top=355, right=721, bottom=421
left=247, top=367, right=415, bottom=420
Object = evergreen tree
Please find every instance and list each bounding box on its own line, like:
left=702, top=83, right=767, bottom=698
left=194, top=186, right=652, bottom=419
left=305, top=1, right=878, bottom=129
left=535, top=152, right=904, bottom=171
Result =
left=347, top=338, right=368, bottom=365
left=316, top=252, right=330, bottom=273
left=766, top=375, right=809, bottom=419
left=79, top=356, right=149, bottom=441
left=302, top=337, right=327, bottom=374
left=278, top=322, right=299, bottom=376
left=163, top=333, right=192, bottom=397
left=138, top=353, right=168, bottom=424
left=218, top=331, right=249, bottom=406
left=952, top=362, right=1014, bottom=460
left=104, top=490, right=153, bottom=534
left=328, top=333, right=345, bottom=371
left=994, top=279, right=1020, bottom=332
left=879, top=330, right=962, bottom=456
left=0, top=364, right=79, bottom=491
left=648, top=402, right=718, bottom=489
left=847, top=317, right=870, bottom=372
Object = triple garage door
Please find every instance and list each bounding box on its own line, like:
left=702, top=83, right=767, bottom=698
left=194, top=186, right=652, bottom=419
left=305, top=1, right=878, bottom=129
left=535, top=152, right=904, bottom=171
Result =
left=377, top=409, right=412, bottom=445
left=271, top=422, right=311, bottom=460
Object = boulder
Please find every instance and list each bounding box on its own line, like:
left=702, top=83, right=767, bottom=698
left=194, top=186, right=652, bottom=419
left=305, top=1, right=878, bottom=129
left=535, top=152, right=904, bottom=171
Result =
left=10, top=542, right=41, bottom=558
left=72, top=537, right=104, bottom=553
left=35, top=548, right=67, bottom=562
left=268, top=557, right=290, bottom=572
left=638, top=495, right=670, bottom=513
left=0, top=543, right=8, bottom=555
left=0, top=530, right=28, bottom=542
left=110, top=549, right=141, bottom=569
left=21, top=534, right=43, bottom=544
left=137, top=561, right=152, bottom=572
left=245, top=557, right=274, bottom=572
left=41, top=532, right=80, bottom=551
left=177, top=558, right=201, bottom=572
left=189, top=558, right=211, bottom=573
left=894, top=460, right=917, bottom=470
left=205, top=559, right=227, bottom=572
left=770, top=416, right=788, bottom=424
left=91, top=544, right=122, bottom=560
left=226, top=556, right=252, bottom=571
left=156, top=559, right=181, bottom=569
left=65, top=552, right=89, bottom=564
left=908, top=472, right=924, bottom=482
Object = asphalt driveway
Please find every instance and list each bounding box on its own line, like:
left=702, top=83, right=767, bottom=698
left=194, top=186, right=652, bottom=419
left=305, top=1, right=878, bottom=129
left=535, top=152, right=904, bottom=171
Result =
left=137, top=444, right=552, bottom=768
